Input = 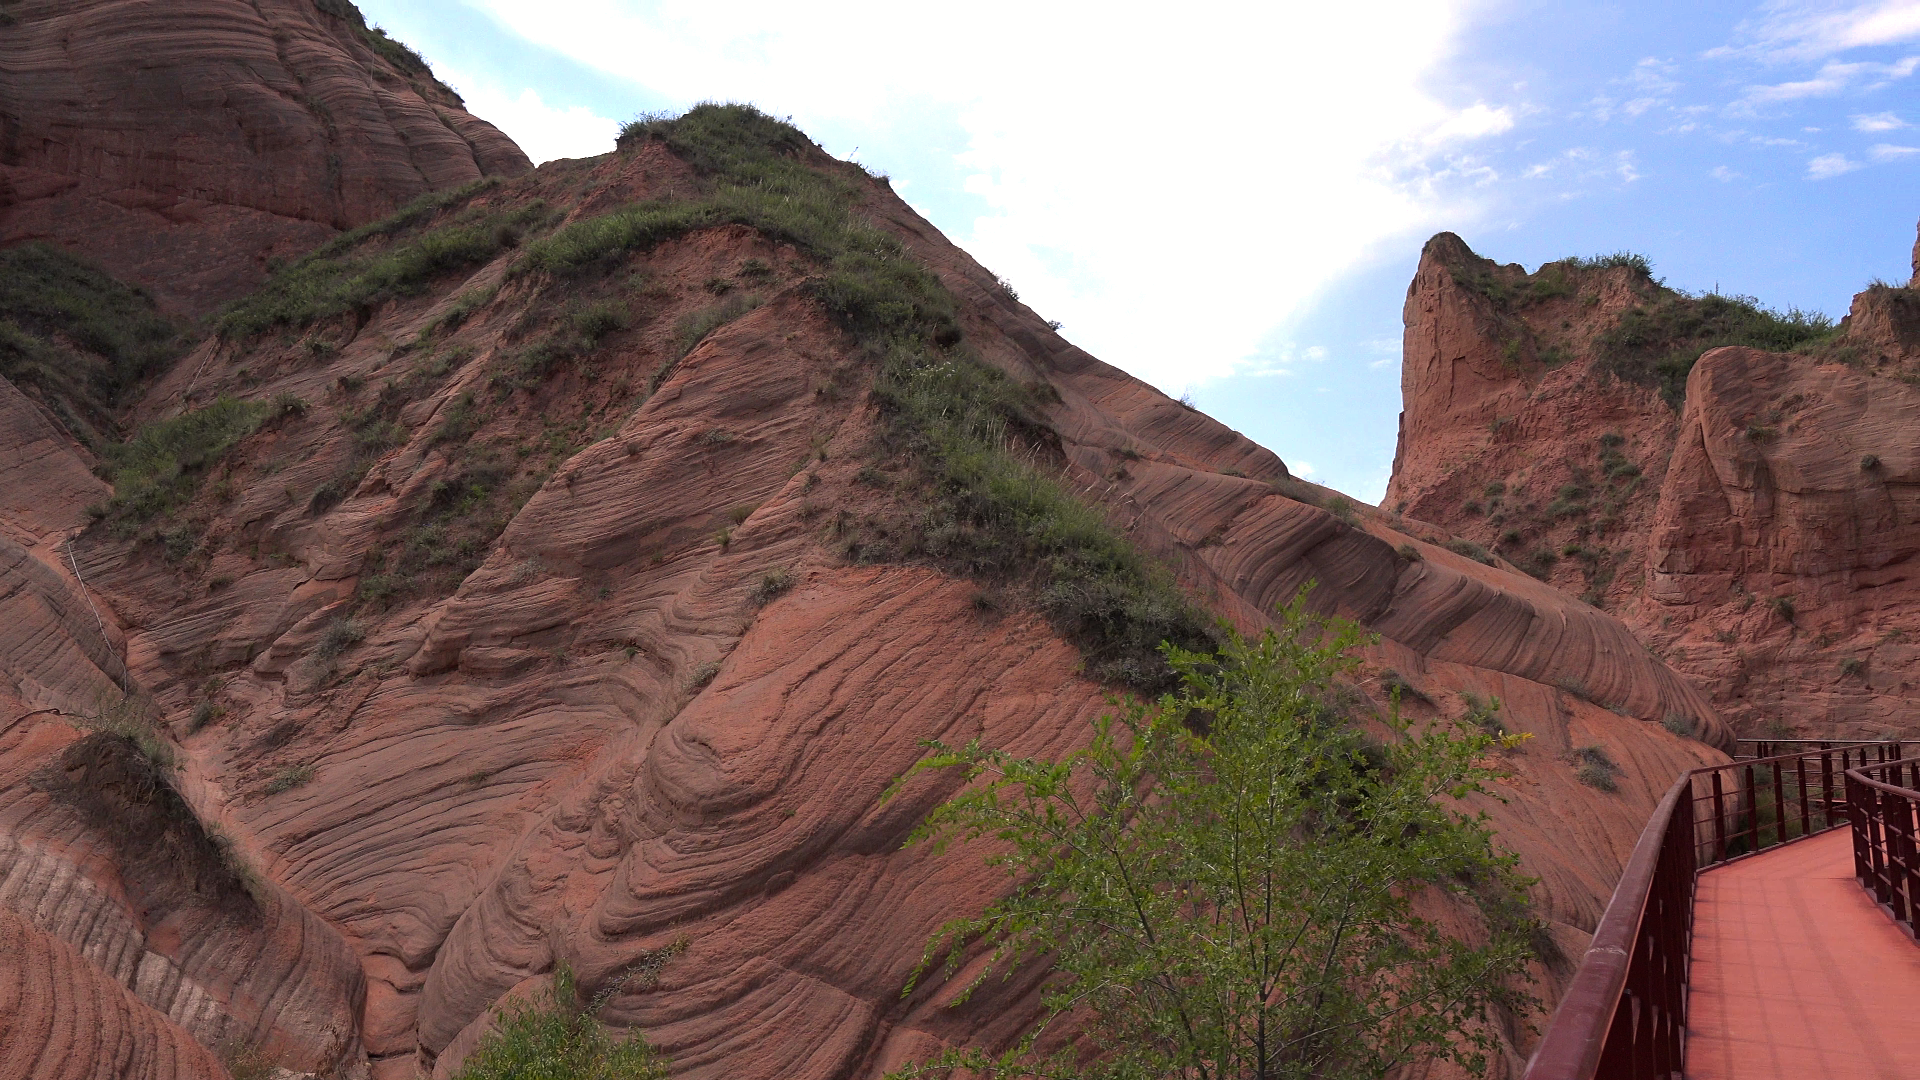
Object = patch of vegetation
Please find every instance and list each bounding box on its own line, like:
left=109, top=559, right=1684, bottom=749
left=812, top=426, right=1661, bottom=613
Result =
left=1662, top=712, right=1698, bottom=739
left=39, top=729, right=262, bottom=917
left=1569, top=744, right=1622, bottom=792
left=674, top=292, right=763, bottom=357
left=1564, top=252, right=1654, bottom=275
left=749, top=566, right=795, bottom=605
left=1840, top=656, right=1866, bottom=678
left=314, top=617, right=365, bottom=660
left=451, top=962, right=669, bottom=1080
left=101, top=397, right=271, bottom=530
left=1379, top=668, right=1431, bottom=704
left=1395, top=542, right=1423, bottom=562
left=891, top=595, right=1539, bottom=1080
left=218, top=187, right=544, bottom=338
left=1460, top=691, right=1507, bottom=737
left=0, top=243, right=189, bottom=447
left=266, top=763, right=315, bottom=794
left=1769, top=595, right=1796, bottom=623
left=1444, top=537, right=1496, bottom=566
left=493, top=297, right=634, bottom=389
left=1517, top=548, right=1559, bottom=581
left=1596, top=289, right=1836, bottom=408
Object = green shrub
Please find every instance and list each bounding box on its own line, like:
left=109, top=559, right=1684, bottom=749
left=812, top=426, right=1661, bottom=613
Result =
left=1570, top=744, right=1621, bottom=792
left=102, top=397, right=271, bottom=526
left=1461, top=691, right=1507, bottom=736
left=1379, top=668, right=1430, bottom=704
left=451, top=964, right=668, bottom=1080
left=1662, top=712, right=1697, bottom=738
left=1769, top=595, right=1796, bottom=623
left=1565, top=252, right=1654, bottom=275
left=749, top=567, right=795, bottom=605
left=893, top=594, right=1538, bottom=1080
left=315, top=617, right=365, bottom=660
left=1444, top=537, right=1495, bottom=566
left=1840, top=656, right=1866, bottom=678
left=266, top=763, right=315, bottom=794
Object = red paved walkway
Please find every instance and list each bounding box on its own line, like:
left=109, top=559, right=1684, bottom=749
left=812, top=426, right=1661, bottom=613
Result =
left=1687, top=828, right=1920, bottom=1079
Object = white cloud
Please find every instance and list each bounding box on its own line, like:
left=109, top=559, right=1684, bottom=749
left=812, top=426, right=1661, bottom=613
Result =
left=1871, top=142, right=1920, bottom=158
left=1717, top=1, right=1920, bottom=60
left=1808, top=151, right=1865, bottom=177
left=462, top=0, right=1508, bottom=392
left=447, top=81, right=621, bottom=164
left=1855, top=110, right=1910, bottom=129
left=1710, top=164, right=1742, bottom=181
left=1743, top=55, right=1920, bottom=102
left=1292, top=461, right=1318, bottom=478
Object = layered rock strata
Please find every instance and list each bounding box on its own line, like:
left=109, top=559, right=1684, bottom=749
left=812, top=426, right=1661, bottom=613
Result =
left=0, top=0, right=530, bottom=316
left=3, top=128, right=1728, bottom=1080
left=1387, top=228, right=1920, bottom=739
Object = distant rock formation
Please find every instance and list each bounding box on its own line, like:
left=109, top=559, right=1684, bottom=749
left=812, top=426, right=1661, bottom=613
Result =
left=0, top=0, right=530, bottom=316
left=1388, top=224, right=1920, bottom=740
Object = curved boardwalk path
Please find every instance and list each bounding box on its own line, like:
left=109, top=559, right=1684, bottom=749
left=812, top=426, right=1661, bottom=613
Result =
left=1687, top=828, right=1920, bottom=1078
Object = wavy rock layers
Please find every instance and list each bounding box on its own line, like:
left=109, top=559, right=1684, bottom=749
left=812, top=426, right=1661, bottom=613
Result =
left=0, top=904, right=227, bottom=1080
left=0, top=0, right=530, bottom=315
left=1386, top=228, right=1920, bottom=738
left=9, top=143, right=1732, bottom=1080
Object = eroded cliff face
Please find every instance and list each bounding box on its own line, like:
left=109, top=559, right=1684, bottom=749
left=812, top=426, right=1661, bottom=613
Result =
left=0, top=0, right=530, bottom=316
left=1388, top=228, right=1920, bottom=739
left=0, top=118, right=1730, bottom=1079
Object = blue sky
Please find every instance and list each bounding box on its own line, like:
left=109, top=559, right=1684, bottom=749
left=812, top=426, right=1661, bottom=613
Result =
left=357, top=0, right=1920, bottom=502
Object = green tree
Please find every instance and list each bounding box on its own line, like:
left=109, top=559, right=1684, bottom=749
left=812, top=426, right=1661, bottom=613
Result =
left=891, top=591, right=1539, bottom=1080
left=452, top=964, right=668, bottom=1080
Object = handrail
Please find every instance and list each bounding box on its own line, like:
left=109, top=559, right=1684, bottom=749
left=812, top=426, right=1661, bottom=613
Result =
left=1737, top=738, right=1901, bottom=760
left=1524, top=774, right=1693, bottom=1079
left=1523, top=743, right=1894, bottom=1080
left=1845, top=758, right=1920, bottom=940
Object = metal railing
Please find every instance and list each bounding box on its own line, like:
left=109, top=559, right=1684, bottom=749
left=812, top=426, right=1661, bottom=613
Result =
left=1846, top=758, right=1920, bottom=940
left=1522, top=742, right=1904, bottom=1080
left=1737, top=738, right=1899, bottom=760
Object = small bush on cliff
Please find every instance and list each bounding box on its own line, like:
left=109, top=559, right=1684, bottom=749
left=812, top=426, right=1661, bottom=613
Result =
left=452, top=963, right=669, bottom=1080
left=890, top=594, right=1538, bottom=1080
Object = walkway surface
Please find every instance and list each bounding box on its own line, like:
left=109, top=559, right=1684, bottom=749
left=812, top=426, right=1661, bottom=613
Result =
left=1687, top=828, right=1920, bottom=1079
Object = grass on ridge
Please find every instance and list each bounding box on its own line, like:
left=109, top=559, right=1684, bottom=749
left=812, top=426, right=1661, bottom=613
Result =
left=570, top=104, right=1213, bottom=690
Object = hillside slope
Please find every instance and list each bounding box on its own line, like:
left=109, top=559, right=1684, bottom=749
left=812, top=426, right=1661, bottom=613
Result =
left=0, top=0, right=530, bottom=316
left=0, top=109, right=1726, bottom=1080
left=1388, top=229, right=1920, bottom=739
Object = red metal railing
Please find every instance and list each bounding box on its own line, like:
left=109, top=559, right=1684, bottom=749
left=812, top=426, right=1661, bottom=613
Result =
left=1522, top=742, right=1903, bottom=1080
left=1846, top=758, right=1920, bottom=941
left=1737, top=737, right=1894, bottom=760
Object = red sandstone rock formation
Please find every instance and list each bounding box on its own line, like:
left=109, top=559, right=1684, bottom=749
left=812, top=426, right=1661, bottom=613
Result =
left=1388, top=228, right=1920, bottom=739
left=0, top=0, right=530, bottom=317
left=1, top=120, right=1730, bottom=1080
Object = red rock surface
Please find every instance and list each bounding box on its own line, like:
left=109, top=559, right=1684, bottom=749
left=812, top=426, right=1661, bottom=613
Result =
left=1386, top=229, right=1920, bottom=740
left=0, top=905, right=228, bottom=1080
left=0, top=0, right=530, bottom=316
left=2, top=129, right=1731, bottom=1080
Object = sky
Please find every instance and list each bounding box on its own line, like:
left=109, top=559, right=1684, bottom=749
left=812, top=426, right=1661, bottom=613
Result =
left=356, top=0, right=1920, bottom=503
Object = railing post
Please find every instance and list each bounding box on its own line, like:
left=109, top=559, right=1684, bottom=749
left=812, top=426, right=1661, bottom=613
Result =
left=1797, top=755, right=1811, bottom=840
left=1711, top=770, right=1728, bottom=865
left=1822, top=751, right=1835, bottom=830
left=1744, top=763, right=1760, bottom=854
left=1771, top=758, right=1786, bottom=847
